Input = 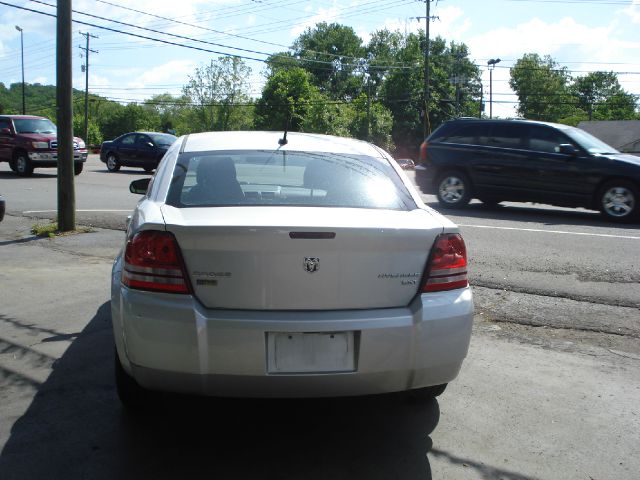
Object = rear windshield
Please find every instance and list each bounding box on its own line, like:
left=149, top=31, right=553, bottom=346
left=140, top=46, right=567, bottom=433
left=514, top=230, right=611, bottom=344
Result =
left=166, top=150, right=415, bottom=210
left=13, top=118, right=57, bottom=134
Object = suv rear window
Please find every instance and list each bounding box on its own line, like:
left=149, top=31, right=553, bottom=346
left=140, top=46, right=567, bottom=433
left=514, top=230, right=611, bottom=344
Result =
left=166, top=150, right=415, bottom=211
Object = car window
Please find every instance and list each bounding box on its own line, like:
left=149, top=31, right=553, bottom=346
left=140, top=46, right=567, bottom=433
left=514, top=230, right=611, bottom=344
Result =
left=528, top=126, right=571, bottom=153
left=442, top=124, right=491, bottom=146
left=137, top=135, right=152, bottom=146
left=13, top=118, right=57, bottom=134
left=564, top=127, right=619, bottom=154
left=149, top=133, right=177, bottom=146
left=0, top=119, right=10, bottom=131
left=488, top=124, right=526, bottom=149
left=166, top=150, right=416, bottom=210
left=120, top=134, right=136, bottom=146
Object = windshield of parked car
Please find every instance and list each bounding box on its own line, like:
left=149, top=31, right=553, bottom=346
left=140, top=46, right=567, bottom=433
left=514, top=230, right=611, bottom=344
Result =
left=149, top=133, right=177, bottom=147
left=166, top=150, right=415, bottom=210
left=564, top=127, right=620, bottom=154
left=13, top=118, right=57, bottom=134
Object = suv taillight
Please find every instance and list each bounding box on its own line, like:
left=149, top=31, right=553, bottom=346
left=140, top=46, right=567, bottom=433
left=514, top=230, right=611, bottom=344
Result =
left=122, top=231, right=190, bottom=294
left=422, top=233, right=468, bottom=292
left=419, top=140, right=428, bottom=164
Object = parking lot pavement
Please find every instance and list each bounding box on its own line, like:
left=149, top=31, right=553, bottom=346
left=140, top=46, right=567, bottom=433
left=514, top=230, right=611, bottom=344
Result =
left=1, top=214, right=639, bottom=480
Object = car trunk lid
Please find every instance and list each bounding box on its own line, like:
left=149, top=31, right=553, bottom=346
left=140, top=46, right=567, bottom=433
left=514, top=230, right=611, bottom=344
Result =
left=161, top=205, right=444, bottom=310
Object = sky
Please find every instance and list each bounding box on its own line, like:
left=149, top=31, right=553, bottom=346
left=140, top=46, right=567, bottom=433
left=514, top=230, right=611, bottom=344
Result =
left=0, top=0, right=639, bottom=119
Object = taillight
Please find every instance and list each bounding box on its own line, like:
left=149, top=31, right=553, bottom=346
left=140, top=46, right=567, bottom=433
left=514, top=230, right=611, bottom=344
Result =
left=422, top=233, right=468, bottom=292
left=122, top=231, right=190, bottom=294
left=419, top=140, right=428, bottom=164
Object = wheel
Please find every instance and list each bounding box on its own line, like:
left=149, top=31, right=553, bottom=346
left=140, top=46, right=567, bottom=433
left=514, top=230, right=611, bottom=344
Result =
left=436, top=171, right=472, bottom=208
left=8, top=160, right=17, bottom=172
left=598, top=180, right=638, bottom=222
left=406, top=383, right=448, bottom=402
left=114, top=349, right=154, bottom=410
left=13, top=151, right=34, bottom=177
left=74, top=163, right=84, bottom=175
left=106, top=153, right=121, bottom=172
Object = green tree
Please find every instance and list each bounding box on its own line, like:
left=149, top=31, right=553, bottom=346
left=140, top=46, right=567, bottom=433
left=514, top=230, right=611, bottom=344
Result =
left=183, top=56, right=253, bottom=131
left=570, top=71, right=637, bottom=121
left=509, top=53, right=571, bottom=121
left=255, top=67, right=320, bottom=131
left=292, top=22, right=365, bottom=99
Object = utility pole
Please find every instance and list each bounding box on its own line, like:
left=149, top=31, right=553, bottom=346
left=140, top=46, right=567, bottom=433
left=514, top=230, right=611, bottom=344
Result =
left=57, top=0, right=75, bottom=231
left=15, top=26, right=25, bottom=114
left=416, top=1, right=436, bottom=137
left=79, top=31, right=98, bottom=144
left=424, top=0, right=430, bottom=137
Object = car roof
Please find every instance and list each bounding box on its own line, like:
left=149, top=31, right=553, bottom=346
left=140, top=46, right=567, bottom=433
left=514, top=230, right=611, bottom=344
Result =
left=181, top=131, right=385, bottom=156
left=445, top=117, right=572, bottom=130
left=0, top=115, right=48, bottom=120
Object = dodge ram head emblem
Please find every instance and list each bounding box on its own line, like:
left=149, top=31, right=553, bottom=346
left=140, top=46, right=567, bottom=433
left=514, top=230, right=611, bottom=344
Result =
left=303, top=257, right=320, bottom=273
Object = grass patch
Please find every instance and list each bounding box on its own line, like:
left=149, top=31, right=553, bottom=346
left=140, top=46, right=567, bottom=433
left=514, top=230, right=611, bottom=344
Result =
left=31, top=221, right=94, bottom=238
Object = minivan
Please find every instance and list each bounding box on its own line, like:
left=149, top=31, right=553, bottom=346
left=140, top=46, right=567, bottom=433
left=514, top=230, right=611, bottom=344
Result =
left=416, top=118, right=640, bottom=222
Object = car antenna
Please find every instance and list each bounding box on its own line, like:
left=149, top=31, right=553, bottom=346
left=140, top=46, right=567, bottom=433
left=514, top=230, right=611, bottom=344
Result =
left=278, top=110, right=291, bottom=146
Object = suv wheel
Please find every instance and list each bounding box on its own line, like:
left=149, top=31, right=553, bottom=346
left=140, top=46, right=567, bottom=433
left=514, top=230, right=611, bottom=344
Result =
left=74, top=163, right=84, bottom=175
left=14, top=151, right=34, bottom=177
left=598, top=180, right=638, bottom=222
left=106, top=153, right=121, bottom=172
left=436, top=171, right=472, bottom=208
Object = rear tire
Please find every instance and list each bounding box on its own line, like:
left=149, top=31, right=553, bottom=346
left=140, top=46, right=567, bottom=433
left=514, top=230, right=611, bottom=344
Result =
left=106, top=153, right=120, bottom=172
left=436, top=171, right=472, bottom=208
left=13, top=151, right=34, bottom=177
left=74, top=163, right=84, bottom=175
left=598, top=180, right=638, bottom=222
left=115, top=350, right=154, bottom=410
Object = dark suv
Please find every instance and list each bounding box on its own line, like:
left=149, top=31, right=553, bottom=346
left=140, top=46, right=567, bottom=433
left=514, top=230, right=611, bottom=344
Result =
left=0, top=115, right=88, bottom=176
left=416, top=118, right=640, bottom=222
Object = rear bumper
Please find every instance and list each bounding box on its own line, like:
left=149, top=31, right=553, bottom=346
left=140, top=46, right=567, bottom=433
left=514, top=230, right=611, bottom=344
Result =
left=112, top=261, right=474, bottom=398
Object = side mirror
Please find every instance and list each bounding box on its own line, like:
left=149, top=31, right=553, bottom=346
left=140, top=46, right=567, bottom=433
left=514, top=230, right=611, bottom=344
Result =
left=558, top=144, right=578, bottom=156
left=146, top=141, right=155, bottom=148
left=130, top=178, right=151, bottom=195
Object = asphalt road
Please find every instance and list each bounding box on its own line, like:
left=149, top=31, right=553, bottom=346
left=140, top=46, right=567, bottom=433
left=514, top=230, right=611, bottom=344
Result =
left=0, top=214, right=638, bottom=480
left=1, top=158, right=639, bottom=479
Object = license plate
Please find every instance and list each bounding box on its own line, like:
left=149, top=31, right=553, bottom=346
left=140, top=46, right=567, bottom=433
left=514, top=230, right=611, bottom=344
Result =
left=267, top=332, right=355, bottom=374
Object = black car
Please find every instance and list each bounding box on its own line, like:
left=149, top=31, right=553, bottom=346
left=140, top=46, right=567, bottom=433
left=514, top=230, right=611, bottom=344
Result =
left=100, top=132, right=177, bottom=172
left=416, top=118, right=640, bottom=222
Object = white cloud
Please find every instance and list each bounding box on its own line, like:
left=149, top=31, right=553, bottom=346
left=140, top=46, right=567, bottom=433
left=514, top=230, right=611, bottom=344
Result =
left=621, top=0, right=640, bottom=24
left=129, top=59, right=197, bottom=89
left=290, top=7, right=341, bottom=37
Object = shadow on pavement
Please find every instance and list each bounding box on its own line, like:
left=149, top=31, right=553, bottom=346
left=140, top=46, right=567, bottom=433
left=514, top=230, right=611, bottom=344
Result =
left=0, top=302, right=439, bottom=480
left=424, top=201, right=640, bottom=230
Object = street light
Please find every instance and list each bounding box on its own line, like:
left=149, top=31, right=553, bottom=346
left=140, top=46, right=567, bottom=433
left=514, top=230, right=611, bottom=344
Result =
left=15, top=25, right=25, bottom=115
left=487, top=58, right=501, bottom=119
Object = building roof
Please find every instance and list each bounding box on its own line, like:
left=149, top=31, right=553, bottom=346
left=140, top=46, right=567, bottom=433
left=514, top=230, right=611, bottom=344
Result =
left=577, top=120, right=640, bottom=153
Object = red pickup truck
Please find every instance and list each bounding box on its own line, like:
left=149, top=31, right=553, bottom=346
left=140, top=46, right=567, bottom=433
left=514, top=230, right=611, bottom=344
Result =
left=0, top=115, right=88, bottom=176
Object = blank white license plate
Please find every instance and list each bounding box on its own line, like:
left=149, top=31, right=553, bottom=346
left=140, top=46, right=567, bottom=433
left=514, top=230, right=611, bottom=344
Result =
left=267, top=332, right=355, bottom=374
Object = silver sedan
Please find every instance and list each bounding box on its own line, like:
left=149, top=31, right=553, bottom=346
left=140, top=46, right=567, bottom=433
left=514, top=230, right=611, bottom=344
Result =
left=111, top=131, right=473, bottom=408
